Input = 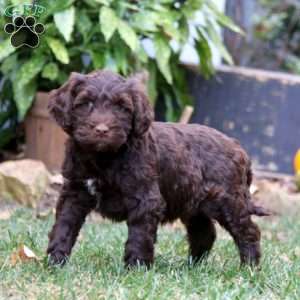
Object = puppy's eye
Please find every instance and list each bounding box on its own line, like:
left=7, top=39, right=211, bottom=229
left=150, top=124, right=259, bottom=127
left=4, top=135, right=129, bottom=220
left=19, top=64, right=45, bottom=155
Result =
left=117, top=103, right=131, bottom=113
left=87, top=101, right=94, bottom=111
left=75, top=100, right=94, bottom=112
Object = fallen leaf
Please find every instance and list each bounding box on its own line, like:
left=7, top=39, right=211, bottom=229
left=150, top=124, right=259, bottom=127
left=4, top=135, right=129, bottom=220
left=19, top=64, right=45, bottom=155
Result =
left=10, top=245, right=39, bottom=266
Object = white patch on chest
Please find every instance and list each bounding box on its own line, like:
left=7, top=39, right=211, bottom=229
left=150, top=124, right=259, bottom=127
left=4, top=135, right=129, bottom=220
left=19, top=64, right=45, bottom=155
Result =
left=85, top=178, right=102, bottom=210
left=85, top=179, right=97, bottom=196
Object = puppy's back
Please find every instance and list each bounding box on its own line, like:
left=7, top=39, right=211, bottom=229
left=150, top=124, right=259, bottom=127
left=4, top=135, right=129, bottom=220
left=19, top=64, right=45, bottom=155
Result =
left=152, top=122, right=251, bottom=202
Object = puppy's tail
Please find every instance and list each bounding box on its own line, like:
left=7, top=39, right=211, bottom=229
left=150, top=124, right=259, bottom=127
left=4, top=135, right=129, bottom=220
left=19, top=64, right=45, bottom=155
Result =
left=248, top=203, right=272, bottom=217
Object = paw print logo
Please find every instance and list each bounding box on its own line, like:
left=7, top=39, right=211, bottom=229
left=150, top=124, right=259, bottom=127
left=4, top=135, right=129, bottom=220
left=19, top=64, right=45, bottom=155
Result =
left=4, top=16, right=45, bottom=48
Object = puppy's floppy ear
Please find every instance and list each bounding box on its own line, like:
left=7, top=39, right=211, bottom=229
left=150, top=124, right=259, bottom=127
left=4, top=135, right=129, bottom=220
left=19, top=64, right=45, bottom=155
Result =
left=127, top=72, right=154, bottom=137
left=48, top=72, right=85, bottom=133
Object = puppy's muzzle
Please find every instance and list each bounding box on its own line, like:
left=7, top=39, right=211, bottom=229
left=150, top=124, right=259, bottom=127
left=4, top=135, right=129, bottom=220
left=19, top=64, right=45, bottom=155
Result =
left=95, top=123, right=109, bottom=135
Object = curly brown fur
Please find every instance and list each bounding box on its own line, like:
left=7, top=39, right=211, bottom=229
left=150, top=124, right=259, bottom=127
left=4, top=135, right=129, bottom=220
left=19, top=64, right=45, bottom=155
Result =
left=47, top=70, right=268, bottom=269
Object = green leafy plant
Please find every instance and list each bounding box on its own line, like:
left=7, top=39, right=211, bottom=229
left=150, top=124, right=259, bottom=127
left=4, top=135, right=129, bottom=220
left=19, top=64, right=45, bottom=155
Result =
left=253, top=0, right=300, bottom=73
left=0, top=0, right=240, bottom=148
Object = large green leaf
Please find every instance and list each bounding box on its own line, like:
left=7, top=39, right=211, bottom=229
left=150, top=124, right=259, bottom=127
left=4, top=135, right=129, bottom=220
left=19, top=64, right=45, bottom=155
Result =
left=46, top=38, right=70, bottom=64
left=205, top=22, right=233, bottom=65
left=15, top=55, right=45, bottom=87
left=206, top=1, right=243, bottom=34
left=154, top=35, right=172, bottom=84
left=90, top=51, right=105, bottom=69
left=13, top=79, right=37, bottom=120
left=54, top=6, right=76, bottom=42
left=1, top=54, right=17, bottom=73
left=182, top=0, right=204, bottom=18
left=0, top=39, right=16, bottom=62
left=76, top=10, right=93, bottom=42
left=82, top=0, right=98, bottom=7
left=147, top=61, right=157, bottom=104
left=42, top=63, right=59, bottom=81
left=195, top=28, right=214, bottom=78
left=118, top=20, right=139, bottom=51
left=99, top=6, right=119, bottom=42
left=164, top=92, right=177, bottom=122
left=137, top=45, right=148, bottom=64
left=94, top=0, right=112, bottom=4
left=39, top=0, right=75, bottom=18
left=156, top=11, right=181, bottom=40
left=145, top=2, right=169, bottom=12
left=112, top=41, right=129, bottom=74
left=86, top=46, right=106, bottom=69
left=11, top=55, right=44, bottom=119
left=178, top=17, right=190, bottom=44
left=132, top=11, right=158, bottom=32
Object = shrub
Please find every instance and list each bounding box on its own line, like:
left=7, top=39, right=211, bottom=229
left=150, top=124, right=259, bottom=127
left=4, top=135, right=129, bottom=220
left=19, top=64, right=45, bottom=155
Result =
left=253, top=0, right=300, bottom=73
left=0, top=0, right=240, bottom=148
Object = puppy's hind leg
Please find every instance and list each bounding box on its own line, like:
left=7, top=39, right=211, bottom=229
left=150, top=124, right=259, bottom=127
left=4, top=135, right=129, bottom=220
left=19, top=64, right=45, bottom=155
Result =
left=184, top=212, right=216, bottom=264
left=216, top=197, right=261, bottom=267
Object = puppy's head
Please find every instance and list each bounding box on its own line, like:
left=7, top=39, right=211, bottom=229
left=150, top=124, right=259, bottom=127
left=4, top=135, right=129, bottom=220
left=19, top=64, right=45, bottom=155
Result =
left=48, top=70, right=153, bottom=152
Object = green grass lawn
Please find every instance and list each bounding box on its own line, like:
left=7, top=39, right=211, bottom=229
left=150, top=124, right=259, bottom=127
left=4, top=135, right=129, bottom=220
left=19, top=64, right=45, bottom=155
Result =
left=0, top=208, right=299, bottom=300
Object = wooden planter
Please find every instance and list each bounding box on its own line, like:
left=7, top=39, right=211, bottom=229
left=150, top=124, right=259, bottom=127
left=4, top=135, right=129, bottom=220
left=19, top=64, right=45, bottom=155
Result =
left=25, top=92, right=67, bottom=171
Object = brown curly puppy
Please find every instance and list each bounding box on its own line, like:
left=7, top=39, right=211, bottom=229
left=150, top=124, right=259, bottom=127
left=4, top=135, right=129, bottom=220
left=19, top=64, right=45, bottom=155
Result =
left=47, top=70, right=268, bottom=268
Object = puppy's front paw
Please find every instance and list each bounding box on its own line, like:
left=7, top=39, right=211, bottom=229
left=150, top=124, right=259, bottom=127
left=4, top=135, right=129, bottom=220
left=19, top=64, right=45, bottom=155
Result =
left=124, top=255, right=152, bottom=269
left=48, top=251, right=68, bottom=267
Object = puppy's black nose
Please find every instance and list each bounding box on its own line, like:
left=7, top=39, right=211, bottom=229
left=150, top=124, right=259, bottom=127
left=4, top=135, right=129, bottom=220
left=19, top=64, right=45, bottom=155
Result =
left=95, top=123, right=109, bottom=134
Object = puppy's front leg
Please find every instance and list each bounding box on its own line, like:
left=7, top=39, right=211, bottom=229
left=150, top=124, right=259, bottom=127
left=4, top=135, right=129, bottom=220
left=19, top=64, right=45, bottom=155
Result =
left=47, top=180, right=96, bottom=266
left=124, top=212, right=159, bottom=268
left=124, top=186, right=162, bottom=268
